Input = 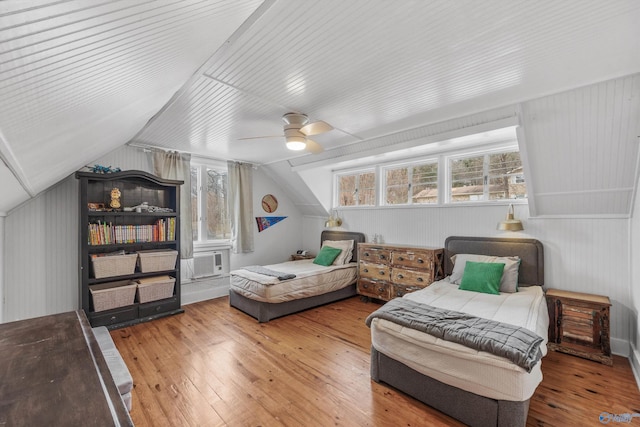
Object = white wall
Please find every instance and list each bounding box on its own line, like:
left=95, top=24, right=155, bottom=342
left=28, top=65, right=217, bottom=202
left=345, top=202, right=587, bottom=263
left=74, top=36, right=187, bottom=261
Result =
left=303, top=203, right=632, bottom=355
left=630, top=179, right=640, bottom=384
left=229, top=167, right=304, bottom=269
left=1, top=146, right=152, bottom=322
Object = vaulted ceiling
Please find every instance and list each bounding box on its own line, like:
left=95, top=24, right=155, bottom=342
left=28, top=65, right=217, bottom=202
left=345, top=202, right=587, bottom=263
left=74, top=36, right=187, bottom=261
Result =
left=1, top=0, right=639, bottom=214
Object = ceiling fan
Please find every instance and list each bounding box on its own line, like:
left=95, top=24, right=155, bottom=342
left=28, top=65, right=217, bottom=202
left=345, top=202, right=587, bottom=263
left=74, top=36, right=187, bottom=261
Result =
left=239, top=112, right=333, bottom=153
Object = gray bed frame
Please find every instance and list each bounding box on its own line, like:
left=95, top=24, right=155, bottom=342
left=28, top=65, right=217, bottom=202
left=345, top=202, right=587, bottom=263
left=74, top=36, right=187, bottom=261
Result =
left=370, top=236, right=544, bottom=427
left=229, top=230, right=366, bottom=322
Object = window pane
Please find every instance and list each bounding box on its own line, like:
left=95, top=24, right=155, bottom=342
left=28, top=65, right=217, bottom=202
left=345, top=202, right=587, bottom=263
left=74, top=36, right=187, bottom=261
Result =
left=412, top=162, right=438, bottom=204
left=386, top=167, right=409, bottom=205
left=206, top=168, right=230, bottom=240
left=358, top=172, right=376, bottom=206
left=190, top=167, right=198, bottom=240
left=450, top=155, right=484, bottom=202
left=338, top=175, right=356, bottom=206
left=488, top=152, right=526, bottom=200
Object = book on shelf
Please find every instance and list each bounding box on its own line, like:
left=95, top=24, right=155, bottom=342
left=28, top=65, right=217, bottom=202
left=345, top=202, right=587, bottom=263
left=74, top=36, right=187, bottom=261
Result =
left=88, top=218, right=176, bottom=245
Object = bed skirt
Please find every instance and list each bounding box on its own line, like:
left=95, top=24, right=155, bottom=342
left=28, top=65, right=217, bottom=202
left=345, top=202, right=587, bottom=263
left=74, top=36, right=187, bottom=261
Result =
left=370, top=346, right=530, bottom=427
left=229, top=284, right=357, bottom=323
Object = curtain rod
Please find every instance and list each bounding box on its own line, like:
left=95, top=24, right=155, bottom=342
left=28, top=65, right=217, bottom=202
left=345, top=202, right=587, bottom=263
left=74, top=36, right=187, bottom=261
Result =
left=126, top=142, right=258, bottom=168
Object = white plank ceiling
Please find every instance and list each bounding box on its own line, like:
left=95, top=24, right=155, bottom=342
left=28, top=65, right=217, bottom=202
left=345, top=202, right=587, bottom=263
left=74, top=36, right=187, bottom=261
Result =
left=0, top=0, right=639, bottom=214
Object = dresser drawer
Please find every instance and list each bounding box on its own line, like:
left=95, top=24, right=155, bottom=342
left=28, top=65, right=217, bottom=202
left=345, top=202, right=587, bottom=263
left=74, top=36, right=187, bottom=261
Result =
left=358, top=262, right=390, bottom=281
left=357, top=278, right=390, bottom=300
left=391, top=267, right=433, bottom=287
left=391, top=250, right=434, bottom=269
left=359, top=247, right=391, bottom=264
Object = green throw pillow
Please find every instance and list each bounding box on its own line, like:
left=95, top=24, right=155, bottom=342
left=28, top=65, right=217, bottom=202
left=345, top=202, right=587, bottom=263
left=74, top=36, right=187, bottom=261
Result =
left=313, top=246, right=342, bottom=266
left=458, top=261, right=505, bottom=295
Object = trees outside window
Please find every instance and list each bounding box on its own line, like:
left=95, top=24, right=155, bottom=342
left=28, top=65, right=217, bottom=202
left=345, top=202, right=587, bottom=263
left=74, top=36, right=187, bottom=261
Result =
left=191, top=164, right=230, bottom=242
left=384, top=161, right=438, bottom=205
left=449, top=150, right=526, bottom=202
left=337, top=170, right=376, bottom=207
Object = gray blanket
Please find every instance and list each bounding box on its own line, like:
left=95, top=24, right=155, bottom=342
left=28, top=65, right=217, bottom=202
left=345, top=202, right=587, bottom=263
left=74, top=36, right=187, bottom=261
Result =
left=241, top=265, right=296, bottom=281
left=365, top=297, right=543, bottom=372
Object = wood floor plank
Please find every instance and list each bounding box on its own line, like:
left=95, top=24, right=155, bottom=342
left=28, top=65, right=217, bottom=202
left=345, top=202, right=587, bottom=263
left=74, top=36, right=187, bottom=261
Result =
left=110, top=296, right=640, bottom=426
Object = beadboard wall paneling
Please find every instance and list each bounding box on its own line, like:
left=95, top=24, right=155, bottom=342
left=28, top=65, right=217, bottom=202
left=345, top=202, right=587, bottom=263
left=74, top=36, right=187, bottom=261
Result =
left=521, top=74, right=640, bottom=217
left=304, top=204, right=631, bottom=343
left=2, top=146, right=154, bottom=322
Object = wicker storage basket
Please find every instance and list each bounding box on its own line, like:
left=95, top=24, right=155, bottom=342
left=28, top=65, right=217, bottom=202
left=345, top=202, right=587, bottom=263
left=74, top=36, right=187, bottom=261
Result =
left=136, top=275, right=176, bottom=303
left=91, top=253, right=138, bottom=279
left=90, top=280, right=137, bottom=312
left=137, top=249, right=178, bottom=273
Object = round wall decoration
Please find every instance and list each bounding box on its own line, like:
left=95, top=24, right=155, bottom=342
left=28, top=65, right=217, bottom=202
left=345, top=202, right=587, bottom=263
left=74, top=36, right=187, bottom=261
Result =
left=261, top=194, right=278, bottom=213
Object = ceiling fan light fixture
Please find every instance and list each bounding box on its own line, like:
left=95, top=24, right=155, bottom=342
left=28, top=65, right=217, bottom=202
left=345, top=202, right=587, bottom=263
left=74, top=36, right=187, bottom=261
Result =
left=286, top=136, right=306, bottom=151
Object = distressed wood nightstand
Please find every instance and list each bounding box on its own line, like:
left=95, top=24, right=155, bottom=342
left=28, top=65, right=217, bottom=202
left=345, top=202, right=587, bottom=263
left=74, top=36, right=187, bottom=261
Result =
left=290, top=253, right=315, bottom=261
left=546, top=289, right=612, bottom=366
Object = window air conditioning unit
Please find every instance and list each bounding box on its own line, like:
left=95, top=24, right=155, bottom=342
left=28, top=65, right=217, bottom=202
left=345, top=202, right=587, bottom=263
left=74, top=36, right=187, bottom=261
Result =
left=193, top=251, right=224, bottom=278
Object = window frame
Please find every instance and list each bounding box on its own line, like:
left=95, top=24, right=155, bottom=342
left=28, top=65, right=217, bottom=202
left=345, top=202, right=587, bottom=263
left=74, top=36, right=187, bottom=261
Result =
left=331, top=140, right=526, bottom=209
left=334, top=167, right=377, bottom=208
left=381, top=158, right=439, bottom=206
left=191, top=159, right=231, bottom=245
left=445, top=144, right=525, bottom=204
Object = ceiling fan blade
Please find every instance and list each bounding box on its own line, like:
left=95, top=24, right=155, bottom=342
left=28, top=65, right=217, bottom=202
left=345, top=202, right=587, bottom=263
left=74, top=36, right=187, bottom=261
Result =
left=300, top=120, right=333, bottom=136
left=305, top=139, right=324, bottom=154
left=237, top=135, right=283, bottom=141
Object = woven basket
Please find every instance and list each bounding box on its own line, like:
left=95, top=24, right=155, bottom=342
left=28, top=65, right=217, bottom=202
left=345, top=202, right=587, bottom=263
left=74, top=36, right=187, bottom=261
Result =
left=136, top=276, right=175, bottom=303
left=90, top=280, right=137, bottom=312
left=91, top=253, right=138, bottom=279
left=137, top=249, right=178, bottom=273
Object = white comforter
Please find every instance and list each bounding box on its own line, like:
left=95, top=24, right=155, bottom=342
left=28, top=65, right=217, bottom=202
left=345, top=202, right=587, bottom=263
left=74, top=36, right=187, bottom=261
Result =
left=370, top=279, right=549, bottom=401
left=230, top=260, right=357, bottom=303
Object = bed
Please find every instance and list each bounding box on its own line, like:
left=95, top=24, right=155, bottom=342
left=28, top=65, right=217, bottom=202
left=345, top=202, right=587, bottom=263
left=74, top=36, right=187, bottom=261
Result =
left=229, top=230, right=366, bottom=322
left=368, top=236, right=546, bottom=427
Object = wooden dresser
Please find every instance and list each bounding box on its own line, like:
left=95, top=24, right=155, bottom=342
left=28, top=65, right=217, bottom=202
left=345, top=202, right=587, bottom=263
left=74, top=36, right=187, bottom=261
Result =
left=357, top=243, right=444, bottom=301
left=546, top=288, right=612, bottom=365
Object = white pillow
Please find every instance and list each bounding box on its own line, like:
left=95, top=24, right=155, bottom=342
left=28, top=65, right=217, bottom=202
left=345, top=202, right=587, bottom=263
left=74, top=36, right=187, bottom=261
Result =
left=449, top=254, right=521, bottom=293
left=322, top=240, right=354, bottom=265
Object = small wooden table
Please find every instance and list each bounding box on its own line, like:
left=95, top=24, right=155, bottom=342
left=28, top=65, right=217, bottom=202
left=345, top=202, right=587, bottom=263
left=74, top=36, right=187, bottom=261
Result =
left=0, top=311, right=133, bottom=426
left=290, top=253, right=315, bottom=261
left=546, top=289, right=612, bottom=365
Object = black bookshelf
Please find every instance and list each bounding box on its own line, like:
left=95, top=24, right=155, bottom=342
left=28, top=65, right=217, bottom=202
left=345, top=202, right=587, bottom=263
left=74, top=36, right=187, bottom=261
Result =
left=76, top=170, right=184, bottom=328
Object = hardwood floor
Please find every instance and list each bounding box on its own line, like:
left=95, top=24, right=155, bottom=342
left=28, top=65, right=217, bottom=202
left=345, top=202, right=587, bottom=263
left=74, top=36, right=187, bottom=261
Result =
left=110, top=296, right=640, bottom=426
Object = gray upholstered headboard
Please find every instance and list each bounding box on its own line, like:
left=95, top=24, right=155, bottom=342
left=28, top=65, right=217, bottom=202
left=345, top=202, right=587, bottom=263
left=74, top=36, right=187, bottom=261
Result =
left=320, top=230, right=366, bottom=263
left=444, top=236, right=544, bottom=287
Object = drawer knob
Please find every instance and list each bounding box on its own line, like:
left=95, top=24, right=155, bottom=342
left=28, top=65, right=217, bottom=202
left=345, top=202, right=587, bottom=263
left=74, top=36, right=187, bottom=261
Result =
left=364, top=252, right=370, bottom=257
left=417, top=277, right=423, bottom=282
left=397, top=274, right=404, bottom=279
left=363, top=283, right=369, bottom=289
left=363, top=268, right=369, bottom=273
left=418, top=259, right=424, bottom=264
left=379, top=270, right=385, bottom=276
left=378, top=287, right=385, bottom=292
left=398, top=256, right=404, bottom=261
left=379, top=254, right=386, bottom=260
left=110, top=316, right=116, bottom=321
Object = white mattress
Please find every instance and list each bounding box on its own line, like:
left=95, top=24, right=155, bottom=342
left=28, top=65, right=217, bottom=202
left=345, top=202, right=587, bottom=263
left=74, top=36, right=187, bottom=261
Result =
left=370, top=279, right=549, bottom=401
left=230, top=259, right=357, bottom=303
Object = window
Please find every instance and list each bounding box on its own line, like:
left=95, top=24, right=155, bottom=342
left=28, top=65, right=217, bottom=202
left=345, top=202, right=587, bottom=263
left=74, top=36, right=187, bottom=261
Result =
left=332, top=127, right=526, bottom=208
left=448, top=149, right=526, bottom=202
left=384, top=161, right=438, bottom=205
left=191, top=163, right=231, bottom=242
left=337, top=170, right=376, bottom=207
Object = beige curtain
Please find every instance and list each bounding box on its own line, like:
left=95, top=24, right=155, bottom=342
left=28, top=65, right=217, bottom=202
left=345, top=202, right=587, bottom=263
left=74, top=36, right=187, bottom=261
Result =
left=227, top=161, right=254, bottom=253
left=153, top=151, right=193, bottom=259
